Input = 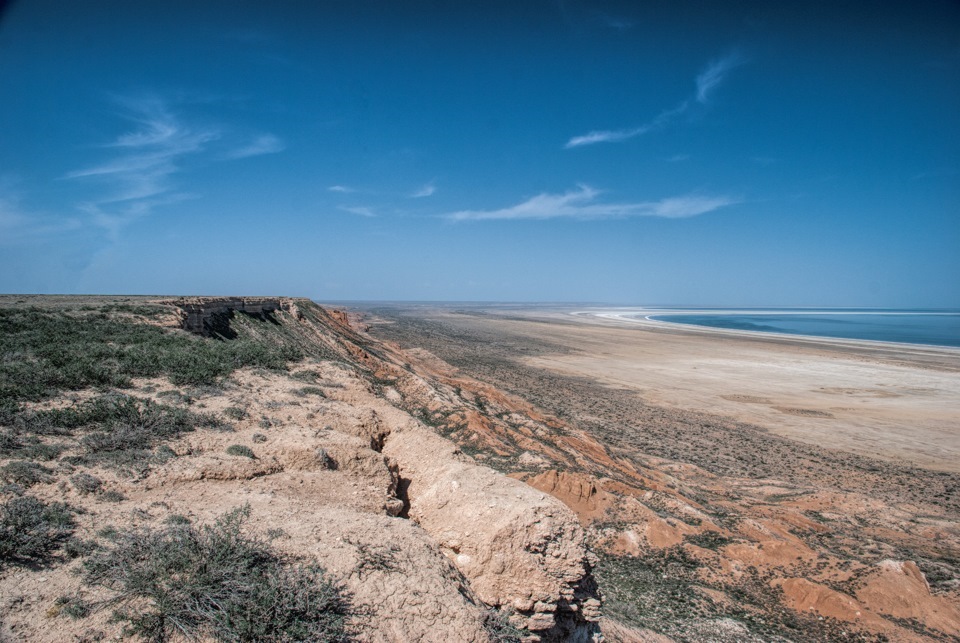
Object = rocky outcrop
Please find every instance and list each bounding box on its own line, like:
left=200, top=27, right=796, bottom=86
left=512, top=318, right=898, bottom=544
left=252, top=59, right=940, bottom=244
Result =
left=383, top=423, right=602, bottom=641
left=161, top=296, right=304, bottom=335
left=150, top=298, right=604, bottom=640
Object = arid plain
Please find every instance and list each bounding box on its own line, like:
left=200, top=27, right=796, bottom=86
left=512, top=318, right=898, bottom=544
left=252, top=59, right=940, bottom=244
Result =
left=533, top=310, right=958, bottom=472
left=363, top=304, right=960, bottom=641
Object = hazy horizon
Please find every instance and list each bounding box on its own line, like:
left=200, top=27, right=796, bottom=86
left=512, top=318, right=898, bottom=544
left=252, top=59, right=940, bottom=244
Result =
left=2, top=1, right=958, bottom=307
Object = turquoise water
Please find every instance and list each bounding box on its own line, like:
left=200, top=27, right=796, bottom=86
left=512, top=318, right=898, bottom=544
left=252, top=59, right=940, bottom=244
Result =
left=647, top=311, right=960, bottom=348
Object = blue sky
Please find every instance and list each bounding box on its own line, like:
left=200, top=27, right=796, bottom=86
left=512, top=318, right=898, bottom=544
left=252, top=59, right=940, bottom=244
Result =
left=1, top=0, right=958, bottom=306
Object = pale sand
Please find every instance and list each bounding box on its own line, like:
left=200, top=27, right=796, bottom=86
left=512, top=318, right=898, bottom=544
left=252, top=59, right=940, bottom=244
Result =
left=487, top=308, right=960, bottom=472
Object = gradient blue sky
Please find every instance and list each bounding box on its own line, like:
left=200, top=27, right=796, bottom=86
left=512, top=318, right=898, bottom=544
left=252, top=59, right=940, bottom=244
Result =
left=1, top=0, right=958, bottom=306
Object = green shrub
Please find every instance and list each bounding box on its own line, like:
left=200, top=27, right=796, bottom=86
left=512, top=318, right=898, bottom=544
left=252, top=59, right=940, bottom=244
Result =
left=18, top=394, right=220, bottom=474
left=0, top=496, right=75, bottom=565
left=226, top=444, right=256, bottom=459
left=71, top=472, right=103, bottom=495
left=0, top=430, right=64, bottom=460
left=64, top=536, right=98, bottom=558
left=223, top=406, right=247, bottom=420
left=252, top=432, right=267, bottom=443
left=0, top=306, right=305, bottom=406
left=83, top=506, right=349, bottom=642
left=0, top=482, right=24, bottom=496
left=17, top=442, right=65, bottom=461
left=1, top=460, right=54, bottom=487
left=54, top=594, right=92, bottom=619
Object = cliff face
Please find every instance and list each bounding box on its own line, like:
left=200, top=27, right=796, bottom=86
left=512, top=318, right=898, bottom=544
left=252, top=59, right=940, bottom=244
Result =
left=165, top=297, right=605, bottom=640
left=0, top=296, right=601, bottom=642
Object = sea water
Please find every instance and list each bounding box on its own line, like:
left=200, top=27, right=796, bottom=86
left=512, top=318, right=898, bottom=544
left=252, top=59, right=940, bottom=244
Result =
left=646, top=311, right=960, bottom=348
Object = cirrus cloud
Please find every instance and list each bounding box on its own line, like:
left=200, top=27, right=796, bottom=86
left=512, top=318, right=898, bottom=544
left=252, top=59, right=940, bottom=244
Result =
left=565, top=51, right=746, bottom=149
left=444, top=185, right=738, bottom=221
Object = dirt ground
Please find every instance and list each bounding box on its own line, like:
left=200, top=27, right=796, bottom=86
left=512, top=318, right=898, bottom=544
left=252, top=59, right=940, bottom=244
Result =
left=358, top=303, right=960, bottom=642
left=519, top=310, right=959, bottom=472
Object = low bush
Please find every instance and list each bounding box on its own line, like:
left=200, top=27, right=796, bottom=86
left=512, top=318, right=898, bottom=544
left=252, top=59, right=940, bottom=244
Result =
left=0, top=495, right=75, bottom=565
left=71, top=472, right=103, bottom=495
left=223, top=406, right=247, bottom=420
left=17, top=394, right=221, bottom=474
left=64, top=536, right=98, bottom=558
left=252, top=432, right=267, bottom=443
left=1, top=460, right=54, bottom=487
left=83, top=506, right=349, bottom=642
left=53, top=594, right=92, bottom=619
left=226, top=444, right=256, bottom=459
left=0, top=306, right=305, bottom=406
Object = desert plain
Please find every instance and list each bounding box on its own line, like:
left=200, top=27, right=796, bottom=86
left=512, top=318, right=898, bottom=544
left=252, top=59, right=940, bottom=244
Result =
left=362, top=303, right=960, bottom=641
left=521, top=309, right=957, bottom=471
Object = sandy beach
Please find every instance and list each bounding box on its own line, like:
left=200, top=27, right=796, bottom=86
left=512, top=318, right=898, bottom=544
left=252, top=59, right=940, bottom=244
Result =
left=528, top=308, right=960, bottom=471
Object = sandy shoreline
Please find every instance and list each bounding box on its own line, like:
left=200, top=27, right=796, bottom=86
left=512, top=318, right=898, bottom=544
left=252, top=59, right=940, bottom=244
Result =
left=576, top=307, right=960, bottom=358
left=507, top=308, right=955, bottom=471
left=367, top=304, right=959, bottom=472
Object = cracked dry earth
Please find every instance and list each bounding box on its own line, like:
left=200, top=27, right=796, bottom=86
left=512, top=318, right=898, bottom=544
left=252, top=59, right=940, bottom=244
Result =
left=360, top=305, right=960, bottom=643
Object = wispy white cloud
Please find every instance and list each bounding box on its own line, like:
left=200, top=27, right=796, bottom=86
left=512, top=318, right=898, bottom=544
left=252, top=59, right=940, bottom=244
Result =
left=225, top=134, right=285, bottom=159
left=338, top=205, right=376, bottom=218
left=696, top=52, right=746, bottom=104
left=565, top=125, right=651, bottom=149
left=65, top=95, right=218, bottom=233
left=328, top=185, right=355, bottom=193
left=565, top=51, right=745, bottom=149
left=565, top=101, right=688, bottom=148
left=411, top=181, right=436, bottom=198
left=444, top=185, right=737, bottom=221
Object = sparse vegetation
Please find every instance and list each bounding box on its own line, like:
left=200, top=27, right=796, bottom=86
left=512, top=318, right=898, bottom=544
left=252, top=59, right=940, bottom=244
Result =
left=293, top=386, right=325, bottom=398
left=8, top=393, right=225, bottom=475
left=252, top=432, right=267, bottom=443
left=684, top=530, right=732, bottom=551
left=0, top=304, right=305, bottom=407
left=226, top=444, right=256, bottom=458
left=63, top=536, right=98, bottom=559
left=0, top=495, right=75, bottom=566
left=1, top=460, right=54, bottom=487
left=223, top=406, right=247, bottom=420
left=53, top=594, right=92, bottom=619
left=483, top=608, right=526, bottom=642
left=82, top=506, right=350, bottom=642
left=70, top=472, right=103, bottom=495
left=350, top=540, right=401, bottom=579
